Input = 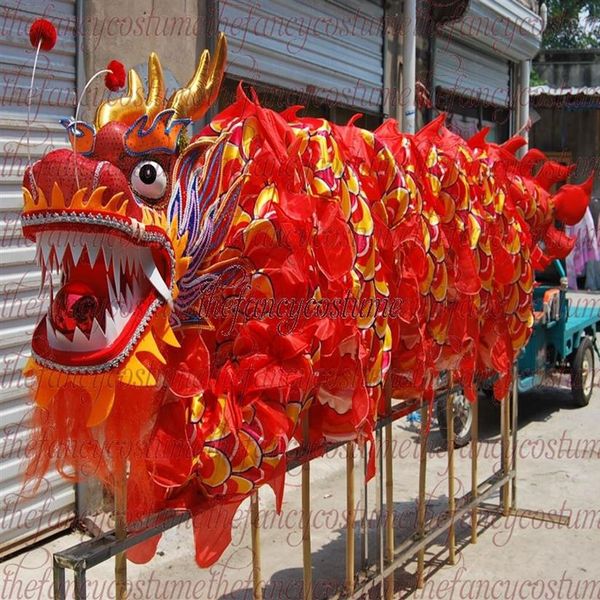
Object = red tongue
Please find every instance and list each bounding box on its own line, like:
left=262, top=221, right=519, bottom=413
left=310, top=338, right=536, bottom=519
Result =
left=50, top=282, right=100, bottom=338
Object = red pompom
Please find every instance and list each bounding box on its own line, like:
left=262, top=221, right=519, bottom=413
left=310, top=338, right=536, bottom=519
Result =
left=105, top=60, right=126, bottom=92
left=29, top=18, right=57, bottom=52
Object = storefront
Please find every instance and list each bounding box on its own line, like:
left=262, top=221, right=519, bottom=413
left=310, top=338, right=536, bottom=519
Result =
left=0, top=0, right=77, bottom=556
left=433, top=0, right=543, bottom=141
left=217, top=0, right=384, bottom=125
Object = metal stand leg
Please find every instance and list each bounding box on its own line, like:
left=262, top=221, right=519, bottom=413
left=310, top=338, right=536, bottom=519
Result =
left=446, top=388, right=456, bottom=565
left=114, top=462, right=127, bottom=600
left=384, top=392, right=394, bottom=599
left=251, top=492, right=262, bottom=600
left=416, top=401, right=428, bottom=589
left=302, top=414, right=312, bottom=600
left=376, top=425, right=385, bottom=598
left=74, top=568, right=87, bottom=600
left=346, top=442, right=355, bottom=595
left=53, top=557, right=66, bottom=600
left=471, top=395, right=479, bottom=544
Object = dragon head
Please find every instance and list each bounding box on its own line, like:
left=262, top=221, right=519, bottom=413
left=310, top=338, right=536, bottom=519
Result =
left=22, top=36, right=227, bottom=426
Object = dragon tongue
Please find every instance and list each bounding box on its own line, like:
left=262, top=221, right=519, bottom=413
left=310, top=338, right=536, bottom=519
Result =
left=140, top=248, right=172, bottom=307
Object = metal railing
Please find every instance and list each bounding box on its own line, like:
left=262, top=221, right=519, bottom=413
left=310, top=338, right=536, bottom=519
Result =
left=52, top=367, right=567, bottom=599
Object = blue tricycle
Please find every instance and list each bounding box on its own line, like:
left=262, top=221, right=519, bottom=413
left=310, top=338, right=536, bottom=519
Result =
left=437, top=260, right=600, bottom=447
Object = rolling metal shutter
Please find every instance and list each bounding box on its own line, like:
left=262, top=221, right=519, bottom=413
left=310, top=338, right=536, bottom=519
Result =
left=220, top=0, right=384, bottom=113
left=434, top=36, right=511, bottom=107
left=0, top=0, right=76, bottom=556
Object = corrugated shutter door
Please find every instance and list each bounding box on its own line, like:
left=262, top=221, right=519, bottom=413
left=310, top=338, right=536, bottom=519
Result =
left=434, top=36, right=510, bottom=107
left=220, top=0, right=384, bottom=113
left=0, top=0, right=76, bottom=556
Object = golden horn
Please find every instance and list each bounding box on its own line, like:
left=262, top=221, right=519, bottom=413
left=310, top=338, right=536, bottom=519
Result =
left=96, top=69, right=145, bottom=129
left=146, top=52, right=165, bottom=120
left=95, top=53, right=166, bottom=129
left=168, top=33, right=227, bottom=121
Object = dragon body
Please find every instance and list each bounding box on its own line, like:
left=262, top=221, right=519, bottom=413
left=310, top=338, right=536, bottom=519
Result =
left=21, top=39, right=590, bottom=566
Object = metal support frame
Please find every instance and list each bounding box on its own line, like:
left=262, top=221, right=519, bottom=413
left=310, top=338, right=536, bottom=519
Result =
left=51, top=367, right=565, bottom=600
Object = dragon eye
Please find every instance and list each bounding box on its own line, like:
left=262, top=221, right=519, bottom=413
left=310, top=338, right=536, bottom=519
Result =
left=131, top=161, right=167, bottom=201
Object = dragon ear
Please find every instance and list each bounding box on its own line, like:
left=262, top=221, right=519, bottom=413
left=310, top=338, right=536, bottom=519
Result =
left=535, top=161, right=575, bottom=191
left=416, top=113, right=446, bottom=141
left=553, top=173, right=594, bottom=225
left=519, top=148, right=546, bottom=176
left=500, top=135, right=527, bottom=155
left=467, top=127, right=490, bottom=149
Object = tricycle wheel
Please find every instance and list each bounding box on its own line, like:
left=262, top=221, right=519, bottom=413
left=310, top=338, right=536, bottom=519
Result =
left=571, top=337, right=595, bottom=407
left=437, top=388, right=472, bottom=448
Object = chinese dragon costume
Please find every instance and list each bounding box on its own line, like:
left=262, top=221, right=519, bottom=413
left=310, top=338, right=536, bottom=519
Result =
left=21, top=35, right=591, bottom=566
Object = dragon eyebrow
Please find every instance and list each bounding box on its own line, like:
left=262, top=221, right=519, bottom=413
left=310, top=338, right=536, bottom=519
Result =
left=60, top=118, right=96, bottom=156
left=124, top=109, right=190, bottom=157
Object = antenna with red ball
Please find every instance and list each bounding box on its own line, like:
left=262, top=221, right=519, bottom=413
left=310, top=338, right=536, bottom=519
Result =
left=27, top=19, right=57, bottom=185
left=72, top=59, right=126, bottom=187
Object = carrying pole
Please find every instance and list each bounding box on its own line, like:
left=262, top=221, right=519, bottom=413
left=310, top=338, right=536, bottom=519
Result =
left=471, top=395, right=479, bottom=543
left=511, top=364, right=519, bottom=510
left=251, top=492, right=262, bottom=600
left=384, top=382, right=394, bottom=599
left=302, top=413, right=312, bottom=600
left=446, top=384, right=456, bottom=565
left=501, top=381, right=511, bottom=516
left=345, top=442, right=355, bottom=595
left=416, top=400, right=428, bottom=588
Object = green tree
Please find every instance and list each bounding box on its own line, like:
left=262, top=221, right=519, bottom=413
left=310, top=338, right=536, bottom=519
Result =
left=543, top=0, right=600, bottom=49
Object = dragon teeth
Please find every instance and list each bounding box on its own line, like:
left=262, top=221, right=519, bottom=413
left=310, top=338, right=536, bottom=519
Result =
left=140, top=248, right=172, bottom=306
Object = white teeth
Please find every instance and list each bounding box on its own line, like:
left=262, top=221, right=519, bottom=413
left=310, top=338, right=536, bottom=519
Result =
left=88, top=318, right=107, bottom=348
left=53, top=232, right=68, bottom=265
left=112, top=257, right=122, bottom=299
left=87, top=239, right=101, bottom=266
left=72, top=326, right=89, bottom=347
left=108, top=280, right=119, bottom=316
left=140, top=248, right=172, bottom=306
left=70, top=243, right=83, bottom=264
left=102, top=246, right=112, bottom=272
left=46, top=316, right=57, bottom=346
left=104, top=308, right=118, bottom=342
left=40, top=235, right=52, bottom=266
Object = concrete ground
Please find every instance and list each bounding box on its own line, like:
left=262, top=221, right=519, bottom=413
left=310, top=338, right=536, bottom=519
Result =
left=2, top=305, right=600, bottom=599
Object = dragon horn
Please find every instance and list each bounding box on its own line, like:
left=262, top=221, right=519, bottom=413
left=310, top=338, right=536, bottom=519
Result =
left=146, top=52, right=166, bottom=119
left=95, top=53, right=166, bottom=128
left=168, top=33, right=227, bottom=121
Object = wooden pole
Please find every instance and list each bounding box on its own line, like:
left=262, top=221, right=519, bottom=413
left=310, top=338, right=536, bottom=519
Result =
left=446, top=387, right=456, bottom=565
left=471, top=394, right=479, bottom=544
left=501, top=380, right=511, bottom=516
left=345, top=442, right=355, bottom=595
left=114, top=460, right=127, bottom=600
left=302, top=413, right=312, bottom=600
left=360, top=447, right=369, bottom=571
left=251, top=492, right=262, bottom=600
left=384, top=388, right=394, bottom=600
left=511, top=364, right=519, bottom=511
left=416, top=400, right=428, bottom=589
